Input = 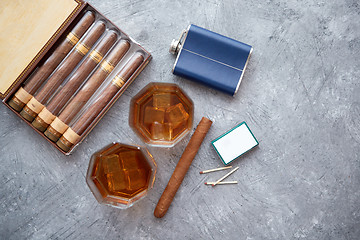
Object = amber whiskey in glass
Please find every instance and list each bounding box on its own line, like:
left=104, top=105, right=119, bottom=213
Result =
left=129, top=82, right=194, bottom=147
left=86, top=142, right=156, bottom=209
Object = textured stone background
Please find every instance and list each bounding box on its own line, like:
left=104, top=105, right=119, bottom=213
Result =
left=1, top=0, right=360, bottom=239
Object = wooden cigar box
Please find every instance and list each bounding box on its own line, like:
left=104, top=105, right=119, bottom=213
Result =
left=0, top=0, right=151, bottom=155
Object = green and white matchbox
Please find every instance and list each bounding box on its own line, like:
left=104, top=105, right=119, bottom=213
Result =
left=211, top=122, right=259, bottom=165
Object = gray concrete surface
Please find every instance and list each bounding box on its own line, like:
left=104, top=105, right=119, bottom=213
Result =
left=1, top=0, right=360, bottom=239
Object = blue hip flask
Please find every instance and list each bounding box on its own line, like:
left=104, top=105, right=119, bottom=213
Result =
left=170, top=24, right=252, bottom=96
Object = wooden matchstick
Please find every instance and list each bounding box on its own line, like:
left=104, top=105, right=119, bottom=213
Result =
left=205, top=181, right=237, bottom=185
left=212, top=167, right=239, bottom=186
left=199, top=166, right=232, bottom=174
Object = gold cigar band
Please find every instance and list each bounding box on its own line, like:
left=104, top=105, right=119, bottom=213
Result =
left=66, top=32, right=80, bottom=46
left=100, top=60, right=115, bottom=74
left=75, top=42, right=90, bottom=56
left=89, top=49, right=103, bottom=64
left=112, top=75, right=125, bottom=88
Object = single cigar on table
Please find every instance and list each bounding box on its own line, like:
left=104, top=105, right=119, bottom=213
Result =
left=44, top=40, right=130, bottom=141
left=8, top=11, right=95, bottom=112
left=20, top=21, right=106, bottom=122
left=57, top=52, right=145, bottom=152
left=154, top=117, right=213, bottom=218
left=32, top=31, right=118, bottom=132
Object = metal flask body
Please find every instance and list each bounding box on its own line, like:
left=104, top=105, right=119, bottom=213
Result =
left=170, top=24, right=253, bottom=96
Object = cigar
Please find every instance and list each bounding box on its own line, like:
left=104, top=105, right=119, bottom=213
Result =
left=154, top=117, right=213, bottom=218
left=44, top=40, right=130, bottom=142
left=20, top=21, right=106, bottom=122
left=57, top=52, right=145, bottom=152
left=8, top=11, right=95, bottom=112
left=32, top=31, right=118, bottom=132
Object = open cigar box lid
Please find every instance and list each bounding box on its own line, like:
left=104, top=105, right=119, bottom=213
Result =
left=0, top=0, right=85, bottom=99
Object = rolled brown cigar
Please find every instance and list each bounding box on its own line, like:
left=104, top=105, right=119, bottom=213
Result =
left=57, top=52, right=145, bottom=152
left=32, top=31, right=118, bottom=132
left=20, top=21, right=106, bottom=122
left=154, top=117, right=213, bottom=218
left=8, top=11, right=95, bottom=112
left=44, top=40, right=130, bottom=142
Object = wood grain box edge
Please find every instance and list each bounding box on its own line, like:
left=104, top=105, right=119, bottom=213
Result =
left=1, top=0, right=85, bottom=100
left=2, top=2, right=152, bottom=155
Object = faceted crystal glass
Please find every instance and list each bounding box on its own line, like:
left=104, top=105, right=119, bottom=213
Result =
left=129, top=82, right=194, bottom=147
left=86, top=142, right=157, bottom=209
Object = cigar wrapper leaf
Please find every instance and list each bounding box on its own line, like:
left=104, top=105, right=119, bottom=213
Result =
left=20, top=21, right=106, bottom=122
left=57, top=52, right=145, bottom=152
left=154, top=117, right=213, bottom=218
left=9, top=11, right=96, bottom=112
left=44, top=39, right=130, bottom=142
